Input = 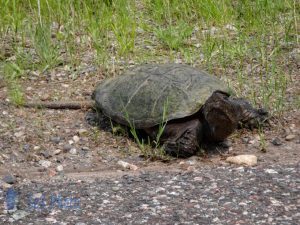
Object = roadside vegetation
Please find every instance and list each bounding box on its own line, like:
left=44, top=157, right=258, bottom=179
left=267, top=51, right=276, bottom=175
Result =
left=1, top=0, right=298, bottom=111
left=0, top=0, right=298, bottom=115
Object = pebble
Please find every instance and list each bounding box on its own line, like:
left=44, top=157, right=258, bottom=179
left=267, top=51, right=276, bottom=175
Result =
left=73, top=135, right=80, bottom=143
left=45, top=218, right=57, bottom=223
left=23, top=144, right=30, bottom=152
left=33, top=146, right=41, bottom=151
left=220, top=140, right=232, bottom=148
left=40, top=94, right=50, bottom=101
left=50, top=136, right=61, bottom=144
left=70, top=148, right=77, bottom=155
left=112, top=186, right=120, bottom=191
left=285, top=134, right=296, bottom=141
left=224, top=24, right=237, bottom=31
left=63, top=144, right=72, bottom=152
left=40, top=150, right=52, bottom=159
left=14, top=131, right=24, bottom=138
left=56, top=165, right=64, bottom=172
left=0, top=180, right=12, bottom=189
left=271, top=137, right=282, bottom=146
left=265, top=169, right=278, bottom=174
left=248, top=139, right=256, bottom=145
left=39, top=160, right=51, bottom=168
left=2, top=174, right=16, bottom=184
left=53, top=149, right=62, bottom=155
left=226, top=155, right=257, bottom=167
left=242, top=137, right=250, bottom=144
left=82, top=146, right=90, bottom=151
left=11, top=210, right=29, bottom=221
left=48, top=169, right=57, bottom=177
left=117, top=160, right=138, bottom=170
left=78, top=129, right=88, bottom=136
left=193, top=177, right=203, bottom=181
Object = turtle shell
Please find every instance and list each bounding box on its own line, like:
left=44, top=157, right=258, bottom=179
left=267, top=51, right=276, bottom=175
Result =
left=93, top=64, right=229, bottom=129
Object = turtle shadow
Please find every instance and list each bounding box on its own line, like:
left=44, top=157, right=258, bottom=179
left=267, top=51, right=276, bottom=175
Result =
left=85, top=110, right=113, bottom=132
left=85, top=110, right=231, bottom=158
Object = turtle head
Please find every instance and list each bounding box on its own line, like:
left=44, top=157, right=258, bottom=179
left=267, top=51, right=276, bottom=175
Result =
left=201, top=90, right=241, bottom=142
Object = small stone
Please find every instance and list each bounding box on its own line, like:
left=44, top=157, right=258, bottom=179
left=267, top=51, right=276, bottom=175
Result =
left=0, top=181, right=12, bottom=189
left=23, top=144, right=30, bottom=152
left=220, top=140, right=232, bottom=148
left=63, top=144, right=72, bottom=152
left=12, top=210, right=29, bottom=221
left=248, top=139, right=256, bottom=145
left=193, top=177, right=203, bottom=181
left=82, top=146, right=90, bottom=151
left=39, top=160, right=51, bottom=168
left=112, top=186, right=120, bottom=191
left=271, top=137, right=282, bottom=146
left=53, top=149, right=62, bottom=155
left=73, top=135, right=80, bottom=143
left=33, top=146, right=41, bottom=151
left=226, top=155, right=257, bottom=166
left=242, top=137, right=250, bottom=144
left=78, top=129, right=88, bottom=136
left=50, top=136, right=61, bottom=144
left=48, top=169, right=57, bottom=177
left=40, top=150, right=52, bottom=159
left=69, top=148, right=77, bottom=155
left=117, top=160, right=138, bottom=170
left=187, top=166, right=195, bottom=172
left=14, top=131, right=24, bottom=138
left=46, top=218, right=57, bottom=223
left=224, top=24, right=237, bottom=31
left=285, top=134, right=296, bottom=141
left=32, top=193, right=43, bottom=198
left=40, top=94, right=50, bottom=101
left=2, top=174, right=16, bottom=184
left=264, top=169, right=278, bottom=174
left=56, top=165, right=64, bottom=172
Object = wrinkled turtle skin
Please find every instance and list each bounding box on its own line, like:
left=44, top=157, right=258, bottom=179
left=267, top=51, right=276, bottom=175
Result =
left=93, top=64, right=268, bottom=157
left=93, top=64, right=230, bottom=128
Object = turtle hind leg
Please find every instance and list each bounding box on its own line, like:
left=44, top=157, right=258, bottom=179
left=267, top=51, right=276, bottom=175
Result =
left=162, top=119, right=202, bottom=158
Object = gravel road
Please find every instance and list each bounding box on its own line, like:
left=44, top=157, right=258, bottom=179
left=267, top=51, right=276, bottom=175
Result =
left=1, top=163, right=299, bottom=224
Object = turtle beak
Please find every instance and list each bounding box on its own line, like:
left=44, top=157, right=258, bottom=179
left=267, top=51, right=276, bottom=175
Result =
left=239, top=107, right=269, bottom=129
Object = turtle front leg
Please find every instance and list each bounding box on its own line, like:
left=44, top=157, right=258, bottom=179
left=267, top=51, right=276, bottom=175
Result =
left=161, top=119, right=202, bottom=158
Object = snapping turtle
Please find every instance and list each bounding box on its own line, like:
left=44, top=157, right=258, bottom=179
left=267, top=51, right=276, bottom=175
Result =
left=92, top=64, right=268, bottom=157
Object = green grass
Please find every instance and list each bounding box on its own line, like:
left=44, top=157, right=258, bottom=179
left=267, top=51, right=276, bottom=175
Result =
left=0, top=0, right=299, bottom=111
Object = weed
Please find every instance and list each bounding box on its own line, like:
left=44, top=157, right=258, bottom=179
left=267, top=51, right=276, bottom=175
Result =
left=111, top=0, right=136, bottom=55
left=123, top=99, right=169, bottom=159
left=155, top=21, right=193, bottom=50
left=0, top=0, right=298, bottom=115
left=33, top=24, right=61, bottom=70
left=258, top=127, right=267, bottom=153
left=3, top=62, right=24, bottom=105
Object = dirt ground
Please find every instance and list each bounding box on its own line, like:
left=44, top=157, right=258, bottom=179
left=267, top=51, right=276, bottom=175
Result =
left=0, top=67, right=299, bottom=183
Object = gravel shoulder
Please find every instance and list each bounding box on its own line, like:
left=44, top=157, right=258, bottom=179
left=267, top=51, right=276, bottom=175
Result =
left=0, top=68, right=299, bottom=224
left=0, top=163, right=299, bottom=224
